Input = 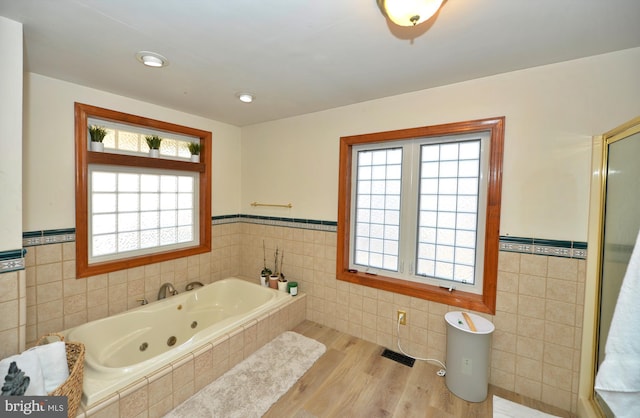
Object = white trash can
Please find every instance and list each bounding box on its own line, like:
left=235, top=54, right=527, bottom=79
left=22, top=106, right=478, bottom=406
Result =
left=444, top=311, right=495, bottom=402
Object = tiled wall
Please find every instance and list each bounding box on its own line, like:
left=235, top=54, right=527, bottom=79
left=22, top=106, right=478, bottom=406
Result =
left=238, top=222, right=586, bottom=413
left=0, top=269, right=27, bottom=358
left=22, top=223, right=242, bottom=348
left=2, top=219, right=586, bottom=414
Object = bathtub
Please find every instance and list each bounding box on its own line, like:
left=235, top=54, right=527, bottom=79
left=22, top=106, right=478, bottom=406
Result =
left=64, top=277, right=292, bottom=407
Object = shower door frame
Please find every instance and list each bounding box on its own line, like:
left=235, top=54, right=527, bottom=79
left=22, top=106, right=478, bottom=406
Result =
left=579, top=116, right=640, bottom=418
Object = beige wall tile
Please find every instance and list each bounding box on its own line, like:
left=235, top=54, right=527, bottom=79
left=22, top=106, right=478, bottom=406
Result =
left=35, top=244, right=62, bottom=265
left=547, top=257, right=578, bottom=281
left=497, top=271, right=518, bottom=293
left=496, top=291, right=518, bottom=314
left=520, top=254, right=547, bottom=276
left=517, top=295, right=546, bottom=319
left=36, top=280, right=62, bottom=304
left=516, top=336, right=543, bottom=361
left=490, top=368, right=515, bottom=391
left=0, top=328, right=19, bottom=357
left=542, top=363, right=572, bottom=390
left=546, top=278, right=577, bottom=304
left=514, top=375, right=542, bottom=400
left=516, top=316, right=544, bottom=339
left=119, top=386, right=148, bottom=418
left=147, top=367, right=173, bottom=406
left=493, top=311, right=517, bottom=334
left=544, top=322, right=575, bottom=348
left=37, top=299, right=63, bottom=322
left=62, top=260, right=76, bottom=280
left=64, top=293, right=86, bottom=315
left=63, top=277, right=86, bottom=297
left=545, top=300, right=575, bottom=326
left=0, top=272, right=19, bottom=302
left=518, top=274, right=546, bottom=298
left=492, top=349, right=516, bottom=374
left=541, top=384, right=572, bottom=411
left=0, top=300, right=19, bottom=332
left=516, top=355, right=542, bottom=381
left=544, top=342, right=574, bottom=368
left=492, top=330, right=516, bottom=354
left=62, top=242, right=75, bottom=261
left=36, top=263, right=62, bottom=284
left=498, top=251, right=520, bottom=273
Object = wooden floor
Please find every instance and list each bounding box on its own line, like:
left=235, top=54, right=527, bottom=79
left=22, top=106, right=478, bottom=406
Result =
left=264, top=321, right=575, bottom=418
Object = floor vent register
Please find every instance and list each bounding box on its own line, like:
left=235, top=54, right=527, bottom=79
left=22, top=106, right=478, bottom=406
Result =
left=381, top=348, right=415, bottom=367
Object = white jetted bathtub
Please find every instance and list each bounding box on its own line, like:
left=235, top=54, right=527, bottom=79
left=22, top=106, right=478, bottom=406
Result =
left=64, top=277, right=292, bottom=406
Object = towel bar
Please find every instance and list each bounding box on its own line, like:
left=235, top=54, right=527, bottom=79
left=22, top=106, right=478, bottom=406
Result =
left=250, top=202, right=292, bottom=208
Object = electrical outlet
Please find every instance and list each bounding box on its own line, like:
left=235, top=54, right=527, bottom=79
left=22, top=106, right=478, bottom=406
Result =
left=397, top=310, right=407, bottom=325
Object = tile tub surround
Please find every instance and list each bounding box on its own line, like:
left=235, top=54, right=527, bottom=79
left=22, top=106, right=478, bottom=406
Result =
left=23, top=222, right=243, bottom=348
left=75, top=295, right=306, bottom=417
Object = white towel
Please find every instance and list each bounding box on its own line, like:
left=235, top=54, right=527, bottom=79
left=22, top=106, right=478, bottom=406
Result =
left=595, top=229, right=640, bottom=417
left=27, top=341, right=69, bottom=393
left=0, top=350, right=46, bottom=396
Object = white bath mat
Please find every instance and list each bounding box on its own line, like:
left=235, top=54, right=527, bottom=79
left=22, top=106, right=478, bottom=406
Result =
left=493, top=395, right=561, bottom=418
left=164, top=331, right=326, bottom=418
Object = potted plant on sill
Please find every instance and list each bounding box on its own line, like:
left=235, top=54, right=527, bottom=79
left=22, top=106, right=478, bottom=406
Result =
left=89, top=125, right=107, bottom=152
left=276, top=250, right=288, bottom=292
left=188, top=142, right=201, bottom=163
left=269, top=247, right=281, bottom=289
left=145, top=134, right=162, bottom=158
left=260, top=241, right=272, bottom=286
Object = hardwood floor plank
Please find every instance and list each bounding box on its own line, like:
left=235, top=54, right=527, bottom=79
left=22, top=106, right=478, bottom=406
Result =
left=263, top=321, right=576, bottom=418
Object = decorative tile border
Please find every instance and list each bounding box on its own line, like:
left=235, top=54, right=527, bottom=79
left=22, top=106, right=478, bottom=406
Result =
left=213, top=214, right=338, bottom=232
left=17, top=224, right=586, bottom=261
left=0, top=249, right=26, bottom=273
left=499, top=236, right=587, bottom=259
left=23, top=228, right=76, bottom=247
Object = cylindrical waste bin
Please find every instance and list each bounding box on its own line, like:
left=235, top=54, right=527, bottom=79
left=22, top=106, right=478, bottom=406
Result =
left=444, top=311, right=495, bottom=402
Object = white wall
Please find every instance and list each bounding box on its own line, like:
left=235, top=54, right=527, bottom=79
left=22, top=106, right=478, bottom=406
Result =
left=22, top=73, right=242, bottom=231
left=241, top=47, right=640, bottom=241
left=0, top=17, right=23, bottom=251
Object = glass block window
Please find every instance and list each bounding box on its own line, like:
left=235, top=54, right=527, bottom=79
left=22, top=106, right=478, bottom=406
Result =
left=354, top=148, right=402, bottom=271
left=416, top=140, right=480, bottom=283
left=350, top=133, right=490, bottom=294
left=89, top=167, right=199, bottom=262
left=88, top=118, right=197, bottom=159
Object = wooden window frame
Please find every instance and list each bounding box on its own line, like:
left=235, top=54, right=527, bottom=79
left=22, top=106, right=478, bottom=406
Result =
left=337, top=117, right=504, bottom=314
left=74, top=102, right=211, bottom=278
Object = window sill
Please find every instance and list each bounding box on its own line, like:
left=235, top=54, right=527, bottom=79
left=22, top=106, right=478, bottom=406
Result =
left=86, top=151, right=205, bottom=172
left=337, top=269, right=495, bottom=314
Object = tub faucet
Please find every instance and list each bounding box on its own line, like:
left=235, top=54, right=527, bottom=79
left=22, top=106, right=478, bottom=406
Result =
left=185, top=281, right=204, bottom=291
left=158, top=283, right=179, bottom=300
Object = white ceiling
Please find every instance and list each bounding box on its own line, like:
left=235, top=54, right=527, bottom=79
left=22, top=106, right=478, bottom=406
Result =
left=2, top=0, right=639, bottom=127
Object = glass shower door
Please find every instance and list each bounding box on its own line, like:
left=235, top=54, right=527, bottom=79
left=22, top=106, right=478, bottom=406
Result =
left=595, top=127, right=640, bottom=417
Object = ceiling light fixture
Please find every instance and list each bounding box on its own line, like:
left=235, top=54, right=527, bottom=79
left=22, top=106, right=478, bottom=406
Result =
left=237, top=93, right=254, bottom=103
left=377, top=0, right=444, bottom=26
left=135, top=51, right=169, bottom=68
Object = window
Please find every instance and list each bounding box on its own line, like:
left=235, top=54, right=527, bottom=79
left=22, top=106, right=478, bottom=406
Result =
left=337, top=117, right=504, bottom=314
left=75, top=103, right=211, bottom=278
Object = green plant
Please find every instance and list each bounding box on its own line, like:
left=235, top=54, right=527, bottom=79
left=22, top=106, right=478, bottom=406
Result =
left=261, top=240, right=272, bottom=277
left=145, top=134, right=162, bottom=150
left=187, top=142, right=201, bottom=156
left=89, top=125, right=107, bottom=143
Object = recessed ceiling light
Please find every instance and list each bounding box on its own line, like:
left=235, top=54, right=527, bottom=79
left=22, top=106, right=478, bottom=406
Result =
left=135, top=51, right=169, bottom=68
left=237, top=93, right=254, bottom=103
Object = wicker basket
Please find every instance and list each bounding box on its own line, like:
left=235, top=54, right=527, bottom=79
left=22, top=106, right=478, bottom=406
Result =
left=37, top=333, right=85, bottom=418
